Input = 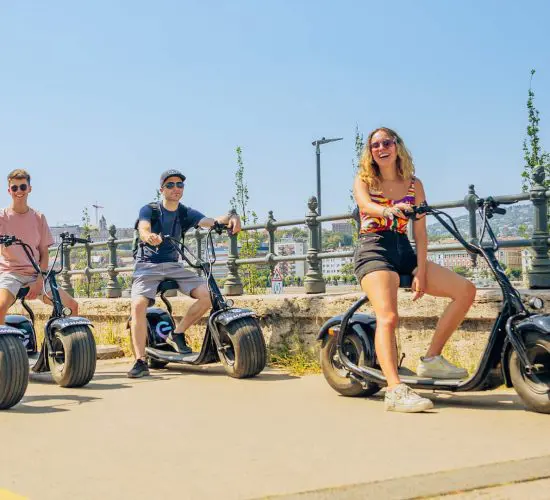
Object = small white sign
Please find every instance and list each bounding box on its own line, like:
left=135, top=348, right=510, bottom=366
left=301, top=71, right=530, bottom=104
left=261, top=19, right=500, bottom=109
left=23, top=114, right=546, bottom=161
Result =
left=271, top=265, right=284, bottom=294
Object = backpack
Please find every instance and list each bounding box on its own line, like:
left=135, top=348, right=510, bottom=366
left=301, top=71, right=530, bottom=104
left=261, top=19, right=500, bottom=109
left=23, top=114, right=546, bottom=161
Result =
left=132, top=202, right=189, bottom=259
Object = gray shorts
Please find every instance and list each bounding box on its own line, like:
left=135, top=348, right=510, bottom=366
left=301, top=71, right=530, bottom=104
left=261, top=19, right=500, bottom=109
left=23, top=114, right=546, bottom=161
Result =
left=131, top=262, right=206, bottom=300
left=0, top=272, right=51, bottom=299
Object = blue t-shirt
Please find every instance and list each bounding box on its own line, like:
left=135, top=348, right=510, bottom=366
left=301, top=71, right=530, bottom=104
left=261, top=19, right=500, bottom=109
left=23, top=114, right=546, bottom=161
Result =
left=136, top=203, right=205, bottom=263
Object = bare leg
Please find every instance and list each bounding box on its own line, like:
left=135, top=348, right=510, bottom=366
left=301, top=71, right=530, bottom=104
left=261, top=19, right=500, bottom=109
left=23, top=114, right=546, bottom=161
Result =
left=42, top=288, right=79, bottom=315
left=360, top=270, right=401, bottom=388
left=130, top=296, right=150, bottom=360
left=174, top=284, right=211, bottom=333
left=420, top=262, right=476, bottom=357
left=0, top=289, right=16, bottom=324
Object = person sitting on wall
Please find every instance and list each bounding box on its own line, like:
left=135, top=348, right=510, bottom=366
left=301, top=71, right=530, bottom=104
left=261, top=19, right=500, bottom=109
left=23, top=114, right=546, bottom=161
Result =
left=353, top=127, right=476, bottom=413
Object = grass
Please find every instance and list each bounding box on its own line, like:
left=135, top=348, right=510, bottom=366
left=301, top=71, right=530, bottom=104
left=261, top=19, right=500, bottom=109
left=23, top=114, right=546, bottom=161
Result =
left=268, top=334, right=321, bottom=376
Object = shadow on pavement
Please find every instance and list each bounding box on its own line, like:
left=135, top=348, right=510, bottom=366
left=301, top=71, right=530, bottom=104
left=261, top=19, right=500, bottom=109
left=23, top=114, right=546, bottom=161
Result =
left=9, top=393, right=101, bottom=414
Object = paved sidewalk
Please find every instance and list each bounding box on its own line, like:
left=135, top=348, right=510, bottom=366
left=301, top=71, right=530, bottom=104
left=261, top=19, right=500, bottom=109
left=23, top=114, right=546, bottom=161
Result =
left=0, top=360, right=549, bottom=499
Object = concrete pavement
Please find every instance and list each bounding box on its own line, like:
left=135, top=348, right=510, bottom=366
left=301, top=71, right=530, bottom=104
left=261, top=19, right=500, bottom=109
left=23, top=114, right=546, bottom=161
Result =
left=0, top=360, right=549, bottom=500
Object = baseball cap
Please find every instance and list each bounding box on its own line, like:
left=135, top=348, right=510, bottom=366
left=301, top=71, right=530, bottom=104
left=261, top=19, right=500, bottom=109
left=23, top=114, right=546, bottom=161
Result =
left=160, top=169, right=186, bottom=186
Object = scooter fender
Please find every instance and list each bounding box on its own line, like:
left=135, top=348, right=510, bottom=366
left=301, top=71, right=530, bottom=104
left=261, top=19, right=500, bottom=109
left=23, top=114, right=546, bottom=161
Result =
left=5, top=314, right=36, bottom=353
left=0, top=325, right=25, bottom=338
left=501, top=314, right=550, bottom=387
left=213, top=308, right=256, bottom=327
left=49, top=317, right=93, bottom=333
left=317, top=313, right=377, bottom=362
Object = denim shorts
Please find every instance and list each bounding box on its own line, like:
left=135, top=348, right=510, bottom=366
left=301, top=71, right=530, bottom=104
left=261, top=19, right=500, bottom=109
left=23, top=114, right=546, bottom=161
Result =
left=354, top=231, right=417, bottom=284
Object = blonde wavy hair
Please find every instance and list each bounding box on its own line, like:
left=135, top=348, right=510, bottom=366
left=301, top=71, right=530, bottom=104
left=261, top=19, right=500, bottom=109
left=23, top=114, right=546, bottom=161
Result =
left=358, top=127, right=415, bottom=191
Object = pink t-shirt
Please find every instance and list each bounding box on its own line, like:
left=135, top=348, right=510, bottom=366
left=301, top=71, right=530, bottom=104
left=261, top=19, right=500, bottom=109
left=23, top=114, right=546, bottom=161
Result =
left=0, top=207, right=54, bottom=276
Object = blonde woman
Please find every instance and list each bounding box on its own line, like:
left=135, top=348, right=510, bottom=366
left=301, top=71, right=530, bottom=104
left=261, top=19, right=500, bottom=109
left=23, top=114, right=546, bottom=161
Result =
left=353, top=127, right=476, bottom=412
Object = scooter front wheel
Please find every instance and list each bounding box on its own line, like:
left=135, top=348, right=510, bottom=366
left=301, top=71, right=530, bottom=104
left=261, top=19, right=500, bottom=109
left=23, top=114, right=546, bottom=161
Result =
left=509, top=331, right=550, bottom=414
left=217, top=317, right=266, bottom=378
left=49, top=325, right=97, bottom=388
left=0, top=335, right=29, bottom=410
left=320, top=332, right=381, bottom=397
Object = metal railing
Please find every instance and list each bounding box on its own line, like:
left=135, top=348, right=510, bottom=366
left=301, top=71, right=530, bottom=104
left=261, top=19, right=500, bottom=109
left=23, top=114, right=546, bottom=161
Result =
left=54, top=167, right=550, bottom=297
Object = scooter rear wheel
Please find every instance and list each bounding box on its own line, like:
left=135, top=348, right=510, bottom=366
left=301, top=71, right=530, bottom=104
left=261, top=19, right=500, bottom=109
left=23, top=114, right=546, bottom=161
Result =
left=0, top=335, right=29, bottom=410
left=320, top=332, right=381, bottom=397
left=49, top=325, right=97, bottom=388
left=509, top=331, right=550, bottom=414
left=217, top=317, right=266, bottom=378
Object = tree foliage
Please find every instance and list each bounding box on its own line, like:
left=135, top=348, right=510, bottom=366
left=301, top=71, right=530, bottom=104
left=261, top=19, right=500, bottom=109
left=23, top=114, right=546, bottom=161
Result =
left=230, top=146, right=263, bottom=294
left=522, top=69, right=550, bottom=191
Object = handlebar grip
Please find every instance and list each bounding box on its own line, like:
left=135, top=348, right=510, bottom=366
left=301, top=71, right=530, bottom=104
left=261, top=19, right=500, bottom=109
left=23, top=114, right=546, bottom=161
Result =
left=493, top=207, right=506, bottom=215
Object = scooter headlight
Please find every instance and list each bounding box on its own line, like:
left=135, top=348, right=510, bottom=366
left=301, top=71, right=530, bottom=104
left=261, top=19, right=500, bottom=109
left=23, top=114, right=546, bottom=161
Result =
left=62, top=307, right=73, bottom=316
left=528, top=297, right=544, bottom=310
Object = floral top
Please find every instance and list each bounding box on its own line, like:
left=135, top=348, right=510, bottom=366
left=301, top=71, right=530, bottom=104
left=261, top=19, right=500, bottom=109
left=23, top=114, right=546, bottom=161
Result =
left=359, top=177, right=416, bottom=235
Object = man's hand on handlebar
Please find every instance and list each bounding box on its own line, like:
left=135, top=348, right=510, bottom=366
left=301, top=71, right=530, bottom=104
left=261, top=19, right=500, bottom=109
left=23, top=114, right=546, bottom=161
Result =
left=144, top=233, right=163, bottom=246
left=226, top=214, right=241, bottom=234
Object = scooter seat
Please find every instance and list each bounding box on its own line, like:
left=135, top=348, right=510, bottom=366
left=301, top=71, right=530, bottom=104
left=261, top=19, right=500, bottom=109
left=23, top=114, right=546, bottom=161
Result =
left=157, top=279, right=179, bottom=294
left=399, top=275, right=413, bottom=288
left=17, top=287, right=30, bottom=300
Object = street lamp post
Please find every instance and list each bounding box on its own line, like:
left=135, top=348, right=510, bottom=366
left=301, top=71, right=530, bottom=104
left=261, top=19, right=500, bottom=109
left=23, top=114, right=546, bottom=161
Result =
left=311, top=137, right=343, bottom=216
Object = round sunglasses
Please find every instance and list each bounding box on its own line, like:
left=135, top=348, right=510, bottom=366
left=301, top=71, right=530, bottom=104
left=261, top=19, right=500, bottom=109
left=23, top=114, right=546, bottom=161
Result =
left=10, top=183, right=28, bottom=193
left=370, top=138, right=396, bottom=150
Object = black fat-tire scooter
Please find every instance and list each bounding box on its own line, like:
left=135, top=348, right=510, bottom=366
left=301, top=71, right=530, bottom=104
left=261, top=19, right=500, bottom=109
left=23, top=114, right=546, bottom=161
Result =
left=319, top=197, right=550, bottom=414
left=138, top=223, right=266, bottom=378
left=1, top=233, right=97, bottom=389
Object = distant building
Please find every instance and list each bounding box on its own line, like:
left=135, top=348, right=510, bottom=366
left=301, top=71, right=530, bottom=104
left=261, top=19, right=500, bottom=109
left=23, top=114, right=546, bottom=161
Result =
left=322, top=252, right=353, bottom=276
left=331, top=222, right=354, bottom=235
left=274, top=240, right=306, bottom=277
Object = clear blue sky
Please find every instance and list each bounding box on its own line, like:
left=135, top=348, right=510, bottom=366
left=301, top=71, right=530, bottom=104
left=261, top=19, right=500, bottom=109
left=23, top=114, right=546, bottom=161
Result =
left=1, top=0, right=549, bottom=228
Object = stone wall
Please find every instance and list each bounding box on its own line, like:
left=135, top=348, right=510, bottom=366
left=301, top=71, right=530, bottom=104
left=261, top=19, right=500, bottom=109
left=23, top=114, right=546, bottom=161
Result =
left=12, top=289, right=550, bottom=371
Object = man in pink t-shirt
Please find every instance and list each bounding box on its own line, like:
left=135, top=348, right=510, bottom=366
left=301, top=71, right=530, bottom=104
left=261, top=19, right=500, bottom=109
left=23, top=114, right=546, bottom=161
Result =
left=0, top=169, right=78, bottom=324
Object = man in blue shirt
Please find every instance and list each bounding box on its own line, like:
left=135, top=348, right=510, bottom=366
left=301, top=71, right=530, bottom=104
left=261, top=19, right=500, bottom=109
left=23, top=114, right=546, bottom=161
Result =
left=128, top=169, right=241, bottom=378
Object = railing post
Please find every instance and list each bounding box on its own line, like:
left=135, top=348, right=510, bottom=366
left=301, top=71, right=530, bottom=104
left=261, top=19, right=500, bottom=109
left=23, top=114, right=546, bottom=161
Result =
left=60, top=243, right=74, bottom=296
left=105, top=225, right=122, bottom=298
left=528, top=166, right=550, bottom=288
left=194, top=228, right=204, bottom=276
left=464, top=184, right=479, bottom=267
left=84, top=241, right=92, bottom=297
left=224, top=228, right=243, bottom=296
left=304, top=196, right=325, bottom=294
left=266, top=210, right=277, bottom=277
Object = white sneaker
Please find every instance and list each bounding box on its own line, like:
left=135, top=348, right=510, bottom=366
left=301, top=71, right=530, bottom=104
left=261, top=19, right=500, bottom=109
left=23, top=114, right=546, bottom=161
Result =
left=417, top=355, right=468, bottom=380
left=384, top=383, right=434, bottom=413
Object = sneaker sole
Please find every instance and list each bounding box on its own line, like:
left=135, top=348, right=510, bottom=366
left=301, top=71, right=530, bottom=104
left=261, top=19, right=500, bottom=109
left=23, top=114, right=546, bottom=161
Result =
left=127, top=371, right=150, bottom=379
left=417, top=370, right=468, bottom=379
left=385, top=400, right=434, bottom=413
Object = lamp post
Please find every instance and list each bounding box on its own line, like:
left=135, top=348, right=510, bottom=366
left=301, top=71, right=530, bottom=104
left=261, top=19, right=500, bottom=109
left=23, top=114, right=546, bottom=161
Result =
left=311, top=137, right=343, bottom=215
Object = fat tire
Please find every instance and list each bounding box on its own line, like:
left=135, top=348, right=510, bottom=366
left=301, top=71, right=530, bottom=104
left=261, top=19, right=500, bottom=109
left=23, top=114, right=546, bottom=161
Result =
left=0, top=334, right=29, bottom=410
left=320, top=332, right=381, bottom=397
left=218, top=317, right=266, bottom=378
left=50, top=325, right=97, bottom=388
left=509, top=331, right=550, bottom=414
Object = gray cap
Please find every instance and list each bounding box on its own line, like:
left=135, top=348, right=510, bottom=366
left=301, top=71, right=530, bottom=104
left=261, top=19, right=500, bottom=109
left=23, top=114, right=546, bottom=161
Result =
left=160, top=169, right=186, bottom=186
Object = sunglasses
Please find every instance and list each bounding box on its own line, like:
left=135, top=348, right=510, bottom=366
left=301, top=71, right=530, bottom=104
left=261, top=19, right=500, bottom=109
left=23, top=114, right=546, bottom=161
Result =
left=10, top=183, right=28, bottom=193
left=163, top=181, right=184, bottom=189
left=370, top=138, right=396, bottom=150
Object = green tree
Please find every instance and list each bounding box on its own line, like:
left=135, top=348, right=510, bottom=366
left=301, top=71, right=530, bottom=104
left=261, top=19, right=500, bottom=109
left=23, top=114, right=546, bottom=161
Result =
left=230, top=146, right=263, bottom=294
left=518, top=223, right=529, bottom=239
left=522, top=69, right=550, bottom=191
left=350, top=125, right=364, bottom=242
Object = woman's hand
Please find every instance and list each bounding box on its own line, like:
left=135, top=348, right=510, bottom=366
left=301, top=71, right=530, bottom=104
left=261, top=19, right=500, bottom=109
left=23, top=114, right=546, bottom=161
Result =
left=412, top=270, right=426, bottom=301
left=383, top=202, right=413, bottom=220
